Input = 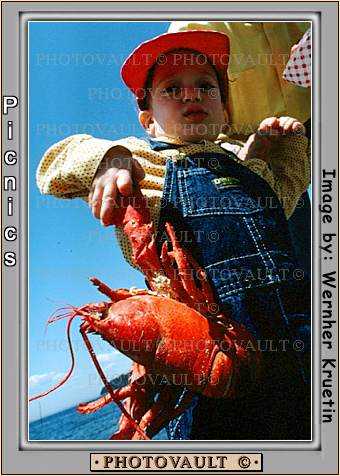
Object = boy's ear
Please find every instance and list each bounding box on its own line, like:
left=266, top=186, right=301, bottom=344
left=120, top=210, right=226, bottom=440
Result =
left=139, top=110, right=155, bottom=135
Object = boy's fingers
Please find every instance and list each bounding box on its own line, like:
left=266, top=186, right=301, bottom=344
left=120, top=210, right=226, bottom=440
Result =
left=277, top=116, right=305, bottom=135
left=258, top=117, right=278, bottom=135
left=132, top=158, right=146, bottom=182
left=114, top=156, right=132, bottom=171
left=88, top=190, right=93, bottom=204
left=259, top=117, right=277, bottom=129
left=292, top=121, right=306, bottom=135
left=278, top=116, right=294, bottom=132
left=100, top=197, right=117, bottom=226
left=257, top=114, right=305, bottom=139
left=89, top=157, right=145, bottom=224
left=91, top=182, right=105, bottom=219
left=116, top=169, right=133, bottom=196
left=102, top=153, right=131, bottom=172
left=100, top=181, right=118, bottom=225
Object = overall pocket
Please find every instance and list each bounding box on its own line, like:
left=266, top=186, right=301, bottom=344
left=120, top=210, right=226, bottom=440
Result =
left=177, top=168, right=263, bottom=216
left=177, top=167, right=296, bottom=299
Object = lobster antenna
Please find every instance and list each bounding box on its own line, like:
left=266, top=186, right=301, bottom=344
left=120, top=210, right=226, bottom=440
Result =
left=29, top=312, right=77, bottom=402
left=80, top=327, right=149, bottom=441
left=43, top=305, right=74, bottom=336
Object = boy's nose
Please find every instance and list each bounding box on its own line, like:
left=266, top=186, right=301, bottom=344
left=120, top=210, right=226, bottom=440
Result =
left=181, top=87, right=202, bottom=103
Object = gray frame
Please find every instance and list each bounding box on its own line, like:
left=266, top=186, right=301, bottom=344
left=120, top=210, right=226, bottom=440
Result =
left=1, top=1, right=338, bottom=474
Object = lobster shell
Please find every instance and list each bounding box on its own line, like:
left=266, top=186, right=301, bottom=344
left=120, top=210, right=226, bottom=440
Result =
left=87, top=294, right=259, bottom=399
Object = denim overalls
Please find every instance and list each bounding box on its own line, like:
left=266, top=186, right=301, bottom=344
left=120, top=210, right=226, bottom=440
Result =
left=148, top=138, right=311, bottom=440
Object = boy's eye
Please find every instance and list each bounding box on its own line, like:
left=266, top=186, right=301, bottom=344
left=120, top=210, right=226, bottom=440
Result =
left=160, top=82, right=218, bottom=98
left=199, top=82, right=216, bottom=92
left=162, top=86, right=181, bottom=97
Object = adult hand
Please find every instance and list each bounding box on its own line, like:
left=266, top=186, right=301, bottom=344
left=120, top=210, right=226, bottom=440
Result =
left=257, top=116, right=306, bottom=137
left=240, top=116, right=305, bottom=163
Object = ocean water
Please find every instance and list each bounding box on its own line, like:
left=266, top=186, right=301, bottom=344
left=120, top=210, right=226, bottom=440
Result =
left=29, top=403, right=168, bottom=440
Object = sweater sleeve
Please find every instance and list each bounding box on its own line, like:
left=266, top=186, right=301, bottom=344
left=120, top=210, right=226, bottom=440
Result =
left=241, top=135, right=310, bottom=218
left=36, top=134, right=133, bottom=199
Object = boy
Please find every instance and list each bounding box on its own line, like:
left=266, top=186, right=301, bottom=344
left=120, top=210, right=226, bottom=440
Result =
left=37, top=30, right=311, bottom=440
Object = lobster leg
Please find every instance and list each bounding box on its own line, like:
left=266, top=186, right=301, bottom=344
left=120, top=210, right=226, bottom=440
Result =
left=77, top=384, right=133, bottom=414
left=90, top=277, right=150, bottom=301
left=80, top=325, right=150, bottom=440
left=131, top=388, right=195, bottom=440
left=111, top=364, right=156, bottom=440
left=164, top=222, right=216, bottom=313
left=111, top=388, right=155, bottom=440
left=77, top=368, right=153, bottom=415
left=147, top=390, right=196, bottom=439
left=111, top=403, right=139, bottom=440
left=131, top=389, right=173, bottom=440
left=160, top=241, right=196, bottom=305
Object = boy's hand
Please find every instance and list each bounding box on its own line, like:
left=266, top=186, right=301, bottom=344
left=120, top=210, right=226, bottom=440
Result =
left=240, top=116, right=305, bottom=163
left=88, top=146, right=145, bottom=226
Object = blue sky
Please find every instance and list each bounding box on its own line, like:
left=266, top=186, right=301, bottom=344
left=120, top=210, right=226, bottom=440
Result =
left=29, top=21, right=170, bottom=422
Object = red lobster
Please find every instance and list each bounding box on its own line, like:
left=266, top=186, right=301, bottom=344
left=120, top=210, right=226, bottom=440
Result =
left=30, top=189, right=261, bottom=440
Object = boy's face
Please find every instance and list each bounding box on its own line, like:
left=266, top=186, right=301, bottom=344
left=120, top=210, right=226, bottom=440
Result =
left=139, top=52, right=227, bottom=143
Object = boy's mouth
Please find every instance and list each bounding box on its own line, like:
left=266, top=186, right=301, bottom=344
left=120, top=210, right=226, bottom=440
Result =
left=183, top=106, right=208, bottom=123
